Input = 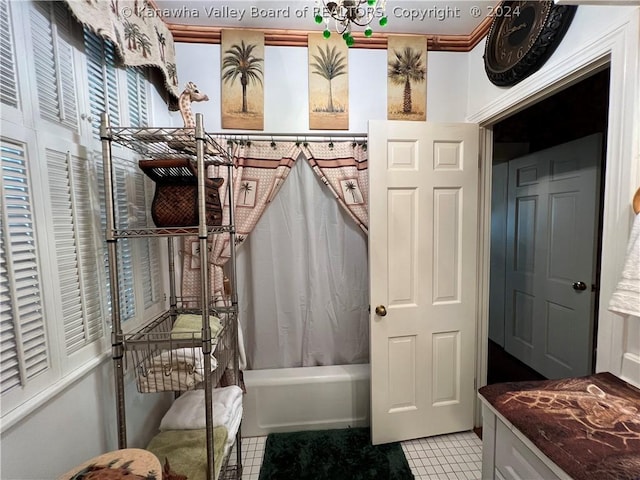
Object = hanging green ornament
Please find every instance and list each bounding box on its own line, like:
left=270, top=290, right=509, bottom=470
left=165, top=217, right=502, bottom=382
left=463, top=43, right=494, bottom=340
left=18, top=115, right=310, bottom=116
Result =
left=364, top=26, right=373, bottom=37
left=342, top=31, right=350, bottom=40
left=367, top=0, right=376, bottom=5
left=323, top=29, right=331, bottom=39
left=379, top=16, right=388, bottom=27
left=315, top=14, right=323, bottom=24
left=346, top=35, right=355, bottom=47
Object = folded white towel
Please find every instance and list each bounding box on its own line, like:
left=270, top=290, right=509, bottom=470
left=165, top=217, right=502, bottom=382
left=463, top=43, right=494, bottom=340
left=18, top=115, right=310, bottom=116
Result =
left=160, top=385, right=243, bottom=431
left=609, top=213, right=640, bottom=316
left=224, top=404, right=243, bottom=455
left=150, top=348, right=218, bottom=376
left=212, top=384, right=243, bottom=409
left=138, top=369, right=202, bottom=393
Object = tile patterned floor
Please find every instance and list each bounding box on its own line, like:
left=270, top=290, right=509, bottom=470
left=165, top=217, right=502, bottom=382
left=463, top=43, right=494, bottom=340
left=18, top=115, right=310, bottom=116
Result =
left=232, top=430, right=483, bottom=480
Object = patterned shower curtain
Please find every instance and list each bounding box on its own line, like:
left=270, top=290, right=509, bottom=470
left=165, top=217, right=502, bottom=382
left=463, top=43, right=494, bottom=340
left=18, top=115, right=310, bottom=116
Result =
left=181, top=140, right=303, bottom=304
left=303, top=141, right=369, bottom=233
left=180, top=139, right=369, bottom=368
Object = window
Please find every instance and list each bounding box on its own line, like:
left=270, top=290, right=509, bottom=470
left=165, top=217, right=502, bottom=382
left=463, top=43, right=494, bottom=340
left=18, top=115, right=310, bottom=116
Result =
left=0, top=1, right=164, bottom=419
left=47, top=147, right=104, bottom=353
left=0, top=0, right=18, bottom=109
left=30, top=0, right=78, bottom=131
left=84, top=26, right=120, bottom=135
left=127, top=67, right=149, bottom=128
left=0, top=140, right=49, bottom=396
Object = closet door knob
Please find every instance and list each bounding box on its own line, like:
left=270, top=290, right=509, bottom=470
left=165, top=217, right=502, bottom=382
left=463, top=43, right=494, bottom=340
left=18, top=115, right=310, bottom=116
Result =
left=375, top=305, right=387, bottom=317
left=572, top=281, right=587, bottom=291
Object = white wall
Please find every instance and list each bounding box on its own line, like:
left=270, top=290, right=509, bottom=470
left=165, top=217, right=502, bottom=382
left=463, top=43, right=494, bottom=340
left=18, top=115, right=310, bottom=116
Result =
left=0, top=362, right=173, bottom=479
left=172, top=42, right=470, bottom=131
left=466, top=5, right=640, bottom=387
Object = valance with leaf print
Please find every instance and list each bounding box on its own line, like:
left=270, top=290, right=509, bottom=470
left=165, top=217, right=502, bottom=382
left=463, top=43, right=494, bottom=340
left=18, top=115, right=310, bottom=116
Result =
left=63, top=0, right=180, bottom=102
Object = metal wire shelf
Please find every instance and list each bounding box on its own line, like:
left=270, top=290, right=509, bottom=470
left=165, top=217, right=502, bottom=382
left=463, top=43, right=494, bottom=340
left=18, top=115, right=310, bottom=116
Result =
left=122, top=310, right=235, bottom=393
left=111, top=225, right=234, bottom=238
left=105, top=126, right=233, bottom=164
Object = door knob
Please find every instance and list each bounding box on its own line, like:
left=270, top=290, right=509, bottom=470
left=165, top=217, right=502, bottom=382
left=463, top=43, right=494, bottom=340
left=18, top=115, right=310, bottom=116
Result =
left=375, top=305, right=387, bottom=316
left=572, top=281, right=587, bottom=291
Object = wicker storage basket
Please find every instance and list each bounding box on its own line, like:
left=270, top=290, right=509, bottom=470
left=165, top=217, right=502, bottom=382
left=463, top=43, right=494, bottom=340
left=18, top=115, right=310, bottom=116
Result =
left=139, top=159, right=223, bottom=227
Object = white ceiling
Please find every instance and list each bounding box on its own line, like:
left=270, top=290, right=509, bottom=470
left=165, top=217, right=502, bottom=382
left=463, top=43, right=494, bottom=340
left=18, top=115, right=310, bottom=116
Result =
left=153, top=0, right=496, bottom=35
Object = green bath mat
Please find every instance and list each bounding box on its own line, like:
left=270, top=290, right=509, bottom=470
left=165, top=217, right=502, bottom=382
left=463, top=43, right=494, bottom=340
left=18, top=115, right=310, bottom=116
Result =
left=258, top=427, right=414, bottom=480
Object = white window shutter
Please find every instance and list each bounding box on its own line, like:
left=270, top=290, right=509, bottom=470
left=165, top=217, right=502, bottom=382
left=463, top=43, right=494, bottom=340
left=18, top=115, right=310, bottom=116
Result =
left=94, top=154, right=112, bottom=320
left=84, top=28, right=120, bottom=136
left=0, top=140, right=49, bottom=395
left=47, top=148, right=103, bottom=354
left=127, top=67, right=148, bottom=128
left=30, top=1, right=78, bottom=130
left=133, top=173, right=161, bottom=308
left=0, top=0, right=18, bottom=109
left=113, top=164, right=136, bottom=321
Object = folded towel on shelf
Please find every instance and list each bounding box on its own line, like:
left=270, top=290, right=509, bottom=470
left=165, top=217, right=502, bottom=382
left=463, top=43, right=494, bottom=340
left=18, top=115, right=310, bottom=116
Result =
left=146, top=427, right=228, bottom=480
left=138, top=368, right=202, bottom=393
left=609, top=213, right=640, bottom=316
left=160, top=385, right=243, bottom=431
left=224, top=404, right=243, bottom=456
left=137, top=349, right=218, bottom=393
left=152, top=348, right=218, bottom=376
left=172, top=314, right=223, bottom=340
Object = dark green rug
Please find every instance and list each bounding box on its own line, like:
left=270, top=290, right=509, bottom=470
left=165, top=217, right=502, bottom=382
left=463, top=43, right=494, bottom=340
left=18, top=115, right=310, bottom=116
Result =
left=257, top=427, right=414, bottom=480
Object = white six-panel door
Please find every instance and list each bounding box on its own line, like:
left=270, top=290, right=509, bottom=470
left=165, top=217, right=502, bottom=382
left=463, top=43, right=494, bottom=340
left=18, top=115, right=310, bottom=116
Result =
left=504, top=134, right=601, bottom=379
left=368, top=120, right=479, bottom=444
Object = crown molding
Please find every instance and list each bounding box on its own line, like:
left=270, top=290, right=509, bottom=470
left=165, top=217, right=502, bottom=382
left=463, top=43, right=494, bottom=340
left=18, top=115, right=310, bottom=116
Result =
left=167, top=16, right=492, bottom=52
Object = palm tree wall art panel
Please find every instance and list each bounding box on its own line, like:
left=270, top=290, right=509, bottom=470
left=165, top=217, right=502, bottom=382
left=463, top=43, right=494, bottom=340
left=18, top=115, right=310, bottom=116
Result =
left=308, top=33, right=349, bottom=130
left=221, top=30, right=264, bottom=130
left=387, top=35, right=427, bottom=121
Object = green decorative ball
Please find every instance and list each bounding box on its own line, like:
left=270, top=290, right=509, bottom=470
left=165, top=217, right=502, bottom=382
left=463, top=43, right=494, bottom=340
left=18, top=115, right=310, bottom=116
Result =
left=342, top=31, right=350, bottom=40
left=346, top=35, right=355, bottom=47
left=379, top=16, right=388, bottom=26
left=364, top=27, right=373, bottom=37
left=323, top=29, right=331, bottom=39
left=315, top=14, right=323, bottom=24
left=367, top=0, right=376, bottom=5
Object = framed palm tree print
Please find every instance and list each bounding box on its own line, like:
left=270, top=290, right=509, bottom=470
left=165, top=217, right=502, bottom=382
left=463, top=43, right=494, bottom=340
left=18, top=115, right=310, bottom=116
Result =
left=308, top=33, right=349, bottom=130
left=221, top=30, right=264, bottom=129
left=387, top=35, right=427, bottom=121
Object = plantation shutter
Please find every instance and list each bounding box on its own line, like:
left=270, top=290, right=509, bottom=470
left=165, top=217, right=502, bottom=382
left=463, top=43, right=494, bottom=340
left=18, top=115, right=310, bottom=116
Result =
left=127, top=67, right=148, bottom=128
left=0, top=140, right=49, bottom=395
left=94, top=155, right=112, bottom=320
left=133, top=173, right=161, bottom=308
left=30, top=1, right=78, bottom=131
left=84, top=27, right=120, bottom=137
left=113, top=163, right=136, bottom=321
left=0, top=0, right=18, bottom=109
left=47, top=148, right=103, bottom=354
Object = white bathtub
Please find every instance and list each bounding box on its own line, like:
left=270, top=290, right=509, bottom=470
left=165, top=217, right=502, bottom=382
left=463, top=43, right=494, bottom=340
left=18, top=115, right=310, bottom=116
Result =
left=241, top=364, right=371, bottom=437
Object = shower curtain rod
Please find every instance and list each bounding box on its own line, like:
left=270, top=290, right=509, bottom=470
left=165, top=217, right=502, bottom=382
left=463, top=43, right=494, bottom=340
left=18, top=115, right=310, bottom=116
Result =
left=210, top=131, right=368, bottom=143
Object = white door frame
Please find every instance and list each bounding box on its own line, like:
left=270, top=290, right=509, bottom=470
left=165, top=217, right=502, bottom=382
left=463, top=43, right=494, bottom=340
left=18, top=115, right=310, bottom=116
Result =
left=470, top=10, right=640, bottom=424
